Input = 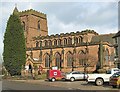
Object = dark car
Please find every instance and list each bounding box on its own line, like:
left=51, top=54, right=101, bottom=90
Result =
left=109, top=72, right=120, bottom=88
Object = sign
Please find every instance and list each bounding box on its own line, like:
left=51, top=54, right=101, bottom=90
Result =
left=39, top=65, right=43, bottom=71
left=54, top=72, right=57, bottom=76
left=25, top=65, right=29, bottom=70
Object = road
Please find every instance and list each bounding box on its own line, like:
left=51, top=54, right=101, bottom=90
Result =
left=2, top=80, right=69, bottom=90
left=2, top=80, right=120, bottom=92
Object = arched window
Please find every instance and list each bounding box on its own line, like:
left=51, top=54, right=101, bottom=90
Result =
left=79, top=50, right=85, bottom=66
left=79, top=36, right=83, bottom=43
left=64, top=38, right=67, bottom=45
left=44, top=40, right=48, bottom=46
left=40, top=41, right=42, bottom=46
left=55, top=52, right=61, bottom=69
left=22, top=21, right=25, bottom=31
left=67, top=51, right=73, bottom=66
left=105, top=49, right=109, bottom=62
left=38, top=20, right=40, bottom=31
left=58, top=39, right=61, bottom=46
left=40, top=41, right=42, bottom=49
left=36, top=41, right=39, bottom=47
left=49, top=40, right=52, bottom=46
left=75, top=37, right=78, bottom=44
left=54, top=39, right=57, bottom=46
left=45, top=54, right=50, bottom=68
left=68, top=37, right=72, bottom=45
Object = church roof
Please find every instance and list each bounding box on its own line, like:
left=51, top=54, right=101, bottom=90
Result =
left=113, top=31, right=120, bottom=38
left=91, top=33, right=115, bottom=45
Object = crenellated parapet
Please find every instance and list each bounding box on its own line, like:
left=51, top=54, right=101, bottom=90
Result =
left=18, top=9, right=46, bottom=19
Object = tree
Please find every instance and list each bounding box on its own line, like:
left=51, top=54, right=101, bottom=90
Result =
left=3, top=12, right=26, bottom=76
left=73, top=53, right=98, bottom=73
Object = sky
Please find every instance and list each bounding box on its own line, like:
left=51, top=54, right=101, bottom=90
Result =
left=0, top=0, right=119, bottom=63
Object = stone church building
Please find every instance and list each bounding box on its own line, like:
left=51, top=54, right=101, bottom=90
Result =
left=13, top=7, right=115, bottom=73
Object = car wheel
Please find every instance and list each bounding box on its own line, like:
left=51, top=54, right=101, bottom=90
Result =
left=51, top=78, right=55, bottom=82
left=95, top=78, right=103, bottom=86
left=70, top=77, right=75, bottom=82
left=112, top=85, right=117, bottom=88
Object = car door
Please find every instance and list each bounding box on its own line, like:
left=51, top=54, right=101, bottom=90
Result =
left=78, top=72, right=86, bottom=79
left=72, top=71, right=81, bottom=80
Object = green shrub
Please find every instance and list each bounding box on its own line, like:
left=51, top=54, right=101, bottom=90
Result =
left=97, top=69, right=106, bottom=73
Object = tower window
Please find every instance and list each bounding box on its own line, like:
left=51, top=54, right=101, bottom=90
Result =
left=36, top=41, right=39, bottom=47
left=38, top=20, right=40, bottom=31
left=22, top=21, right=25, bottom=31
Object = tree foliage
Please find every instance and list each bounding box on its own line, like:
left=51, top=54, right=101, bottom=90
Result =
left=3, top=13, right=26, bottom=76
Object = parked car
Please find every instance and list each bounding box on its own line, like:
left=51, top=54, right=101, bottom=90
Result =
left=65, top=71, right=88, bottom=82
left=87, top=68, right=120, bottom=86
left=109, top=72, right=120, bottom=88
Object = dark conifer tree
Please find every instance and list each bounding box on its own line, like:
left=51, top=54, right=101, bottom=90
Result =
left=3, top=8, right=26, bottom=76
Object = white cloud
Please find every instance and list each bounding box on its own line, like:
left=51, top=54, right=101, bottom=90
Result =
left=0, top=1, right=119, bottom=63
left=1, top=0, right=119, bottom=2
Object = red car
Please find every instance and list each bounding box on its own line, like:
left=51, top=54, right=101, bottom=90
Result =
left=47, top=69, right=65, bottom=82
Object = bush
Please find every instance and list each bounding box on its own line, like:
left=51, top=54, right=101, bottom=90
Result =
left=97, top=69, right=106, bottom=73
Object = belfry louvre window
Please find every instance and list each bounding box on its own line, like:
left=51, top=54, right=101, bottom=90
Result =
left=22, top=21, right=25, bottom=31
left=36, top=41, right=39, bottom=47
left=38, top=20, right=40, bottom=31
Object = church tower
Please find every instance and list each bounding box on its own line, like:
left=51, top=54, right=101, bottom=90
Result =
left=13, top=7, right=48, bottom=48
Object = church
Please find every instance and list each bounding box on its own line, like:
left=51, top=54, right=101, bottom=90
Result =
left=13, top=7, right=115, bottom=74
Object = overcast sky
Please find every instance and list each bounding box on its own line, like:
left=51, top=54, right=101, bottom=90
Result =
left=0, top=0, right=119, bottom=62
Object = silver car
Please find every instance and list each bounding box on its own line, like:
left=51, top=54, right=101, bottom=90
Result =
left=65, top=71, right=88, bottom=82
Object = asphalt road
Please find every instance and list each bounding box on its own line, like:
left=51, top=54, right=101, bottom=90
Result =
left=2, top=80, right=120, bottom=92
left=2, top=80, right=70, bottom=90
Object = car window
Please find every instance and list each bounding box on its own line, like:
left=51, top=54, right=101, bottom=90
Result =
left=112, top=72, right=120, bottom=77
left=114, top=69, right=120, bottom=72
left=72, top=72, right=78, bottom=74
left=72, top=71, right=81, bottom=74
left=106, top=70, right=111, bottom=74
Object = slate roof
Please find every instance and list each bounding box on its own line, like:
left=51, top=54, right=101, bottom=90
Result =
left=91, top=33, right=115, bottom=45
left=113, top=31, right=120, bottom=38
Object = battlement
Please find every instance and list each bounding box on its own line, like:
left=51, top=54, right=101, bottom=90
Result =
left=19, top=9, right=46, bottom=18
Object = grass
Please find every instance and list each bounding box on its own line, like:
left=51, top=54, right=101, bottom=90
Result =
left=35, top=73, right=46, bottom=80
left=2, top=73, right=47, bottom=80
